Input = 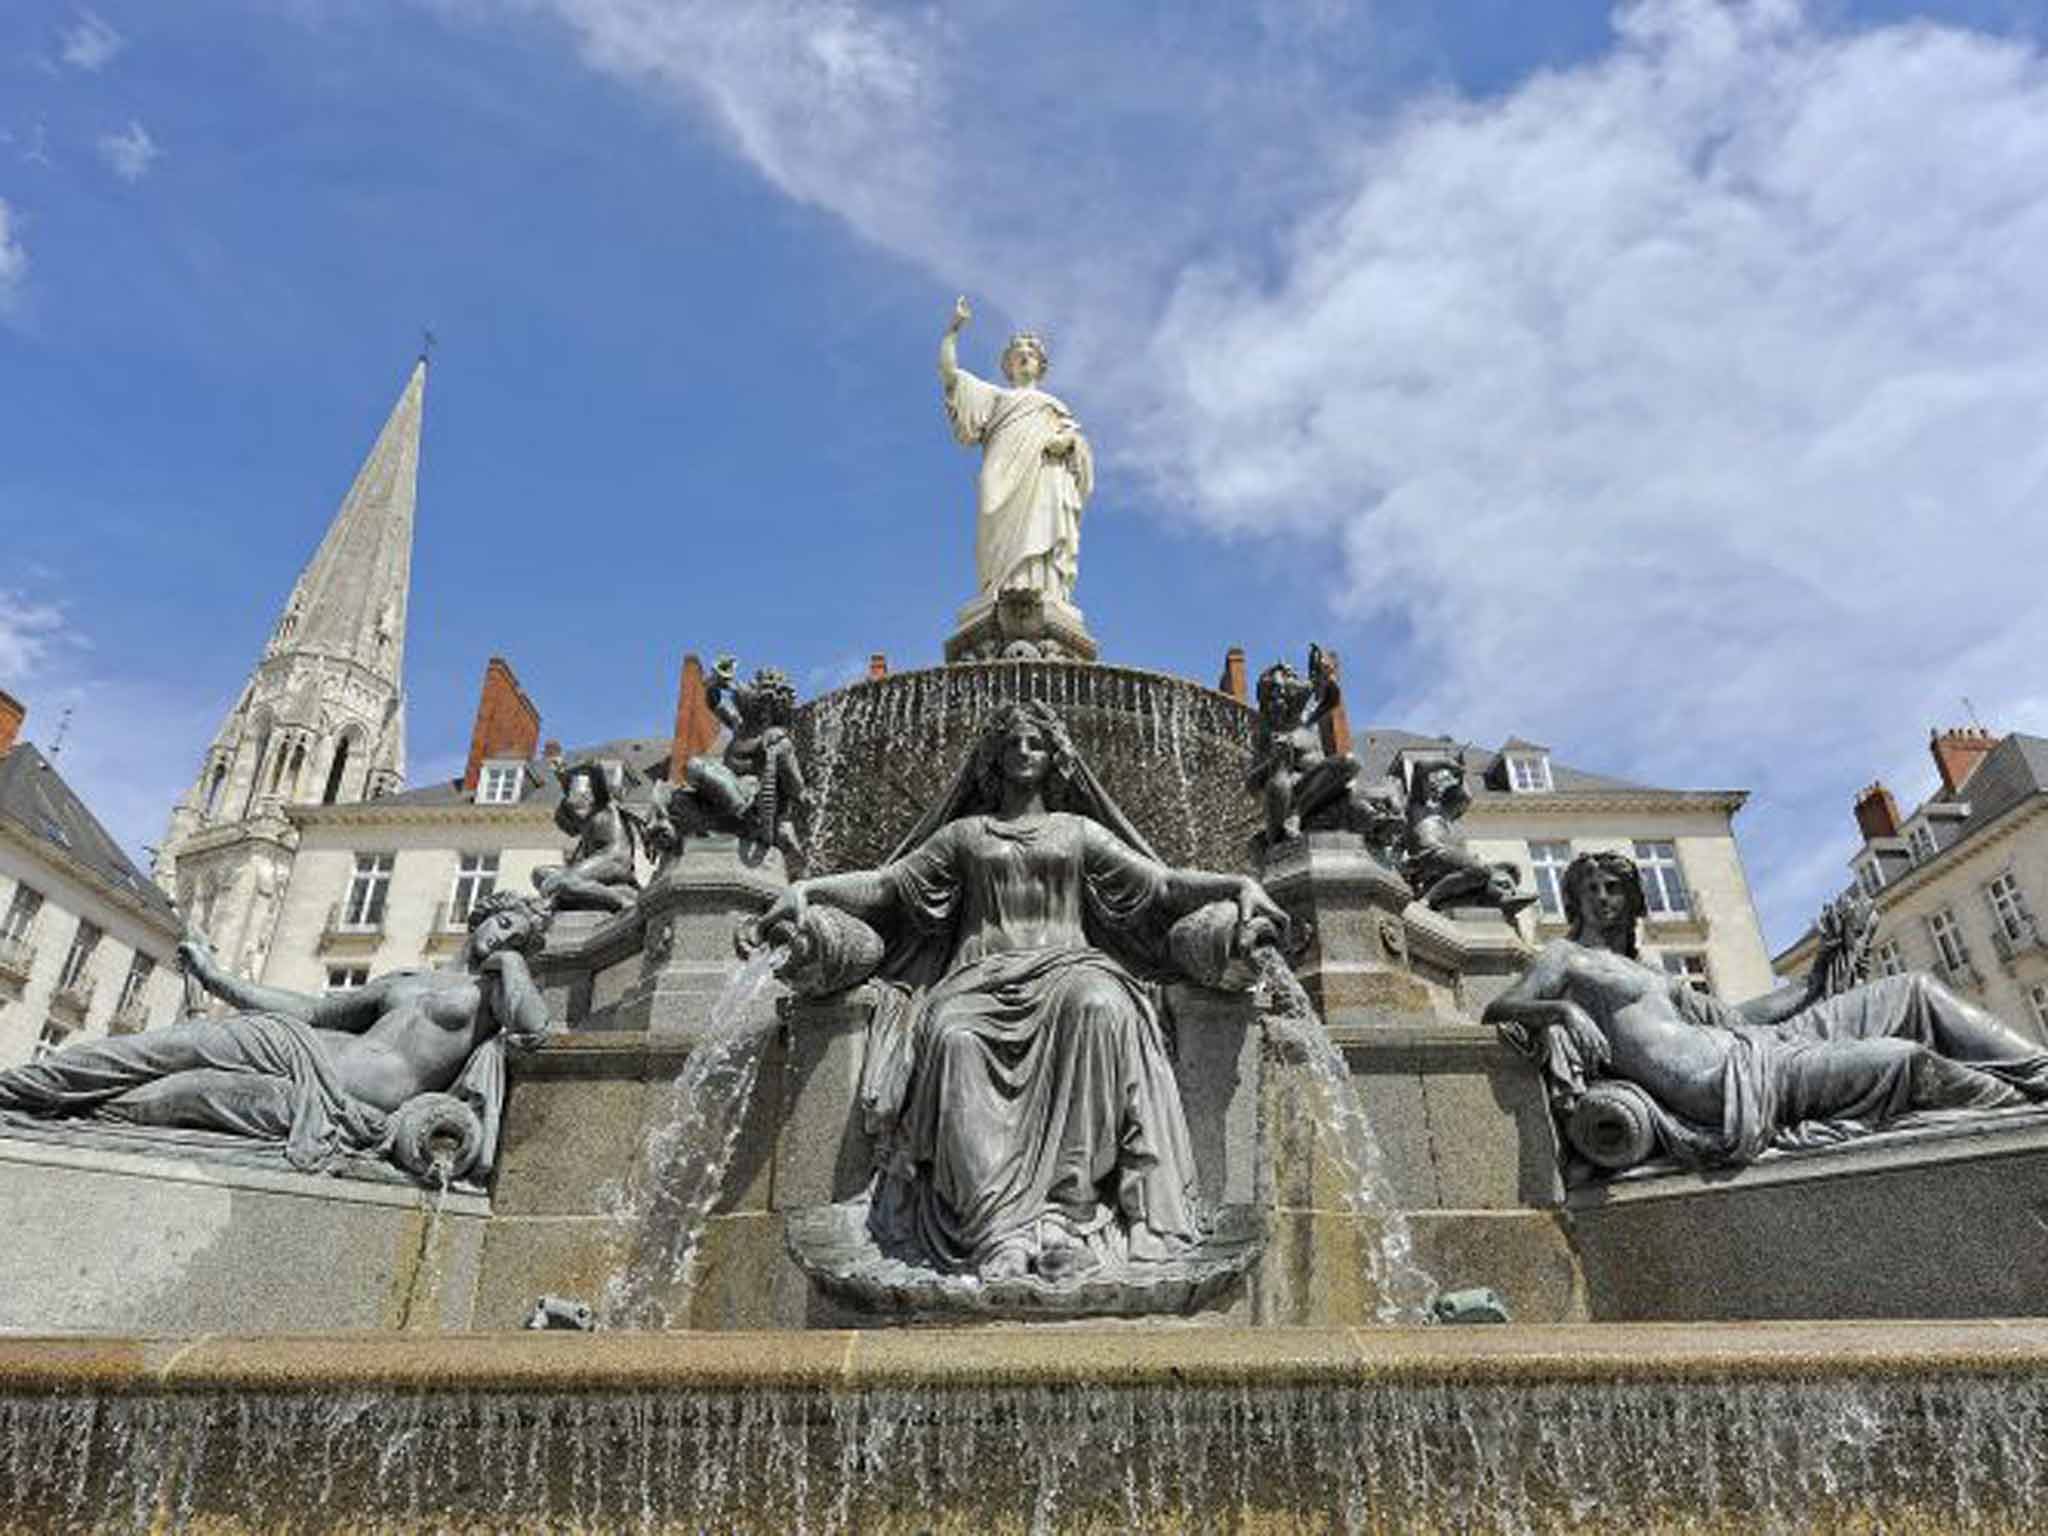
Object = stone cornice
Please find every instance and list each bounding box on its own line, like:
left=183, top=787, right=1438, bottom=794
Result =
left=0, top=817, right=179, bottom=941
left=1465, top=789, right=1748, bottom=819
left=287, top=801, right=556, bottom=830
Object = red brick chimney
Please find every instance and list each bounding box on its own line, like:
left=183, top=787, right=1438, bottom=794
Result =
left=867, top=653, right=889, bottom=683
left=670, top=654, right=723, bottom=782
left=1930, top=726, right=1997, bottom=796
left=461, top=657, right=541, bottom=792
left=1217, top=648, right=1247, bottom=704
left=0, top=689, right=21, bottom=758
left=1314, top=649, right=1354, bottom=759
left=1853, top=782, right=1901, bottom=842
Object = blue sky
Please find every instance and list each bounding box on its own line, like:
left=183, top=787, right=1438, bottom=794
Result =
left=4, top=0, right=2048, bottom=951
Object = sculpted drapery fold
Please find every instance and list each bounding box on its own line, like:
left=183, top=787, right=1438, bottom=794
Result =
left=945, top=367, right=1093, bottom=601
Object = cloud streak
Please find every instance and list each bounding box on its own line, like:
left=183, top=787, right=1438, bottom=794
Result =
left=491, top=0, right=2048, bottom=943
left=59, top=11, right=125, bottom=72
left=0, top=200, right=25, bottom=312
left=96, top=120, right=160, bottom=182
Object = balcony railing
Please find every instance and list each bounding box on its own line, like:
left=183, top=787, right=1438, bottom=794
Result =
left=1935, top=952, right=1986, bottom=992
left=421, top=901, right=469, bottom=954
left=1990, top=916, right=2048, bottom=970
left=50, top=974, right=97, bottom=1019
left=319, top=902, right=386, bottom=952
left=0, top=935, right=33, bottom=986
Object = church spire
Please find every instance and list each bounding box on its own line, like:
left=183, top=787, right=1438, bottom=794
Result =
left=265, top=356, right=424, bottom=689
left=156, top=359, right=426, bottom=942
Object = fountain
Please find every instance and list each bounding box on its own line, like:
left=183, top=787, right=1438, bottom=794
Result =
left=7, top=292, right=2048, bottom=1531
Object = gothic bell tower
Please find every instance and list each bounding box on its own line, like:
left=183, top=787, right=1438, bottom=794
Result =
left=156, top=357, right=425, bottom=980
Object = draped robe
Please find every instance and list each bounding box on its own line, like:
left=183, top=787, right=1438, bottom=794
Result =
left=1516, top=967, right=2048, bottom=1169
left=0, top=1012, right=510, bottom=1177
left=944, top=369, right=1094, bottom=601
left=858, top=812, right=1204, bottom=1274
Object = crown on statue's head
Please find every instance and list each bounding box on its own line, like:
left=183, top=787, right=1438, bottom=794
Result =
left=1003, top=331, right=1050, bottom=371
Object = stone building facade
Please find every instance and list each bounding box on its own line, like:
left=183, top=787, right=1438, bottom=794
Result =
left=1775, top=726, right=2048, bottom=1042
left=0, top=693, right=183, bottom=1067
left=258, top=654, right=670, bottom=997
left=1359, top=728, right=1771, bottom=1001
left=156, top=360, right=424, bottom=984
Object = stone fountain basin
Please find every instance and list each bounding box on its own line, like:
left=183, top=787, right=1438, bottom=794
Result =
left=8, top=1322, right=2048, bottom=1532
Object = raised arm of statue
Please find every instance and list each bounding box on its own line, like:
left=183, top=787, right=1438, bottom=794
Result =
left=938, top=294, right=970, bottom=389
left=178, top=935, right=352, bottom=1027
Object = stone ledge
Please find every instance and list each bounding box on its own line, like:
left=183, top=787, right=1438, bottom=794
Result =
left=0, top=1130, right=492, bottom=1213
left=5, top=1321, right=2048, bottom=1393
left=1570, top=1103, right=2048, bottom=1207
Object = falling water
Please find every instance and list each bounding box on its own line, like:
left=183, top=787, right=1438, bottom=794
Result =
left=9, top=1371, right=2048, bottom=1532
left=1252, top=947, right=1439, bottom=1325
left=394, top=1160, right=453, bottom=1331
left=599, top=947, right=782, bottom=1328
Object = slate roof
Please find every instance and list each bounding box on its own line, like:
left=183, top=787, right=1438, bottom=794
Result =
left=366, top=737, right=675, bottom=809
left=0, top=744, right=178, bottom=925
left=1349, top=727, right=1663, bottom=800
left=1901, top=732, right=2048, bottom=863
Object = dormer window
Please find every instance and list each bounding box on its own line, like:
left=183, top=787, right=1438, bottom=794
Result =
left=1506, top=753, right=1552, bottom=793
left=1908, top=823, right=1939, bottom=865
left=1855, top=859, right=1885, bottom=897
left=477, top=762, right=524, bottom=805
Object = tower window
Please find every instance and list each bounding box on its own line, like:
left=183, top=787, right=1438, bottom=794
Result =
left=323, top=737, right=353, bottom=804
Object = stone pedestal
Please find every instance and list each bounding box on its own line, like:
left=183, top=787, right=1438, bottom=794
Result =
left=944, top=588, right=1099, bottom=663
left=1257, top=833, right=1537, bottom=1026
left=614, top=838, right=788, bottom=1041
left=530, top=907, right=644, bottom=1030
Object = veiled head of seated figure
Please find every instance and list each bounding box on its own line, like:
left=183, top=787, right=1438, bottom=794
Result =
left=971, top=700, right=1081, bottom=806
left=467, top=890, right=549, bottom=958
left=1001, top=332, right=1049, bottom=387
left=1561, top=850, right=1646, bottom=958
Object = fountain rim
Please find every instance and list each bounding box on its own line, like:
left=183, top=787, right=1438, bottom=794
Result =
left=7, top=1321, right=2048, bottom=1395
left=796, top=657, right=1257, bottom=722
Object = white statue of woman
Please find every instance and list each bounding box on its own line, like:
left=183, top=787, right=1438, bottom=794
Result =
left=939, top=295, right=1094, bottom=603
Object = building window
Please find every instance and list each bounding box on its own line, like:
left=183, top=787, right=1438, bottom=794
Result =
left=1985, top=873, right=2034, bottom=943
left=1659, top=951, right=1712, bottom=995
left=1, top=884, right=43, bottom=945
left=1527, top=841, right=1573, bottom=917
left=58, top=920, right=101, bottom=994
left=325, top=966, right=369, bottom=993
left=32, top=1018, right=72, bottom=1061
left=1908, top=823, right=1939, bottom=865
left=2031, top=983, right=2048, bottom=1037
left=477, top=764, right=523, bottom=805
left=117, top=954, right=155, bottom=1014
left=449, top=853, right=500, bottom=926
left=1855, top=860, right=1885, bottom=898
left=1927, top=907, right=1971, bottom=976
left=1634, top=841, right=1691, bottom=918
left=1874, top=939, right=1906, bottom=979
left=342, top=853, right=395, bottom=930
left=1507, top=754, right=1552, bottom=793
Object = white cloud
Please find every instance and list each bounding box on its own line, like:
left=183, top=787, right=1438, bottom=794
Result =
left=502, top=0, right=2048, bottom=944
left=0, top=200, right=25, bottom=311
left=0, top=589, right=219, bottom=876
left=0, top=592, right=65, bottom=681
left=59, top=11, right=125, bottom=72
left=96, top=120, right=160, bottom=182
